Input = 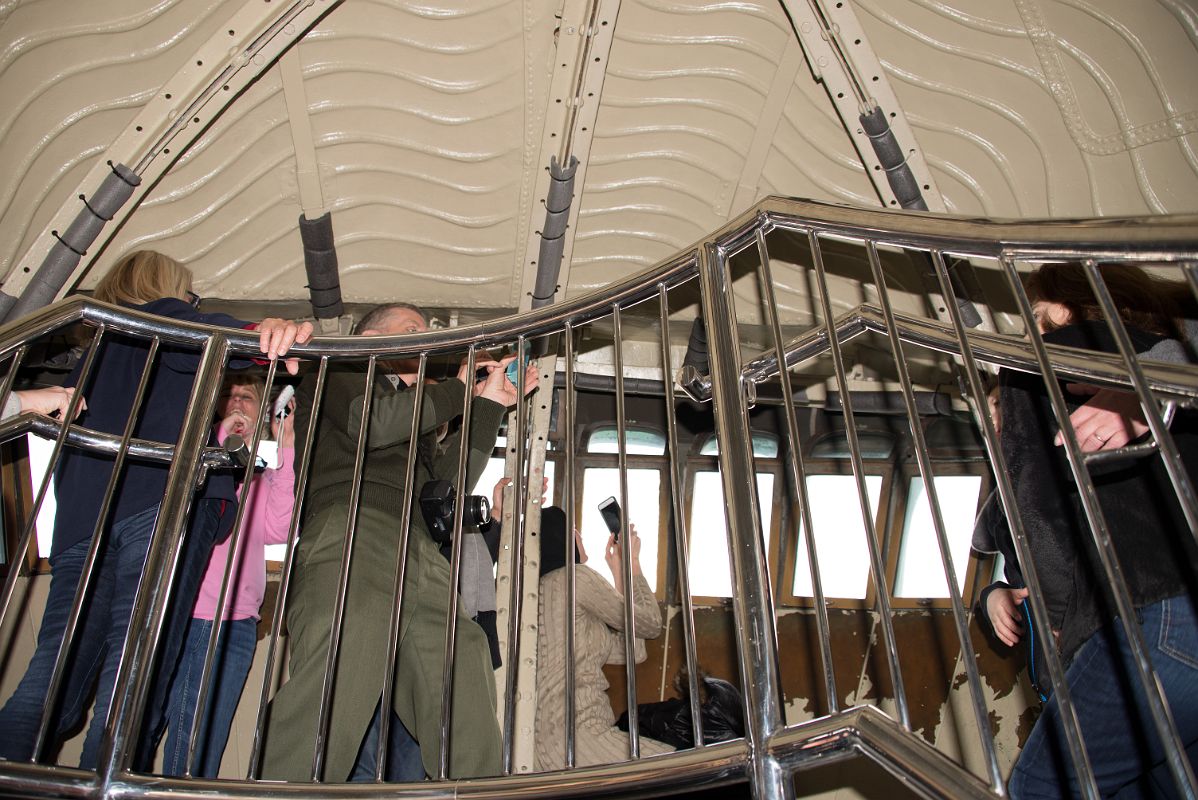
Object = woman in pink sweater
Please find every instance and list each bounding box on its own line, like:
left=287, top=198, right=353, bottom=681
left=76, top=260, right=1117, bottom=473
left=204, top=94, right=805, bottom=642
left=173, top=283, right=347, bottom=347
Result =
left=161, top=375, right=296, bottom=777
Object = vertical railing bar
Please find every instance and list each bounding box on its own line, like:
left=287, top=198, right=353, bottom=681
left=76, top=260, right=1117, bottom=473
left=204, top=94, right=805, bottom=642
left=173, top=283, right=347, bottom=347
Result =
left=101, top=334, right=230, bottom=778
left=755, top=225, right=838, bottom=716
left=1078, top=261, right=1198, bottom=796
left=612, top=303, right=641, bottom=758
left=657, top=283, right=705, bottom=746
left=938, top=253, right=1098, bottom=800
left=248, top=356, right=329, bottom=778
left=697, top=239, right=791, bottom=800
left=865, top=241, right=1003, bottom=791
left=311, top=356, right=378, bottom=781
left=1182, top=262, right=1198, bottom=308
left=808, top=230, right=910, bottom=728
left=183, top=358, right=280, bottom=775
left=437, top=346, right=478, bottom=780
left=1086, top=262, right=1198, bottom=542
left=501, top=338, right=530, bottom=775
left=563, top=323, right=579, bottom=769
left=374, top=353, right=428, bottom=781
left=0, top=326, right=105, bottom=634
left=0, top=344, right=29, bottom=421
left=32, top=336, right=159, bottom=762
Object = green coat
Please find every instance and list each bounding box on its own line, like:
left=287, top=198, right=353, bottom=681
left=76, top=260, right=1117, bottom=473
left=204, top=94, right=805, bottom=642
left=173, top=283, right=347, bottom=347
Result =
left=261, top=364, right=505, bottom=781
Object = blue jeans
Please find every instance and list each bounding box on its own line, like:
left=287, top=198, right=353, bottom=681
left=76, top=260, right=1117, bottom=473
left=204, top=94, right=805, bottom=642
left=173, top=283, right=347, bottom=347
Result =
left=134, top=499, right=227, bottom=771
left=1010, top=595, right=1198, bottom=799
left=161, top=617, right=257, bottom=777
left=348, top=699, right=425, bottom=782
left=0, top=504, right=159, bottom=768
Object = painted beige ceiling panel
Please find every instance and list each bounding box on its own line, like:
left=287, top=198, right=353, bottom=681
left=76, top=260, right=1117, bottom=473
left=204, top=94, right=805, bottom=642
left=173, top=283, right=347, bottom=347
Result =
left=855, top=0, right=1198, bottom=216
left=567, top=0, right=798, bottom=294
left=758, top=68, right=879, bottom=208
left=0, top=0, right=242, bottom=278
left=97, top=0, right=555, bottom=308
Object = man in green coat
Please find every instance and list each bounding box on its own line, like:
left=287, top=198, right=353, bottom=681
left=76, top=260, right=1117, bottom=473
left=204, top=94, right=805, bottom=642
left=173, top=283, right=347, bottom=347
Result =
left=261, top=303, right=534, bottom=781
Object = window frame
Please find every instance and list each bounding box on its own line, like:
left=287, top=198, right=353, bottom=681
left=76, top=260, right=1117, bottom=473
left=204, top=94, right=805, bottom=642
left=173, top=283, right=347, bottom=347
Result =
left=777, top=458, right=898, bottom=610
left=681, top=451, right=784, bottom=605
left=883, top=460, right=992, bottom=610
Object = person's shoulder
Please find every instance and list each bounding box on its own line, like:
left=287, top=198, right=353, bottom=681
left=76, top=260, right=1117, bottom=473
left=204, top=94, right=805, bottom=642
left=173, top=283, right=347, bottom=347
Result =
left=137, top=297, right=191, bottom=317
left=1044, top=320, right=1163, bottom=353
left=137, top=297, right=246, bottom=329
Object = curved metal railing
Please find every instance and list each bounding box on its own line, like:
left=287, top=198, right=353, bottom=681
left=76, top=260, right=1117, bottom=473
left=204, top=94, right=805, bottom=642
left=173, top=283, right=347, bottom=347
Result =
left=0, top=196, right=1193, bottom=800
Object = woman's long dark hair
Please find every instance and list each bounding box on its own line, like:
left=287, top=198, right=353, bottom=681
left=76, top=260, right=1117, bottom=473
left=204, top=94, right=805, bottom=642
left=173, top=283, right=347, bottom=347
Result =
left=539, top=507, right=577, bottom=577
left=1025, top=263, right=1190, bottom=337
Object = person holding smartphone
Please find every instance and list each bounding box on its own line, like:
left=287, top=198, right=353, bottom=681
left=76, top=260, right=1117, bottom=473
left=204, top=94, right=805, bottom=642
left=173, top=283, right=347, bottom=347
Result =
left=533, top=502, right=672, bottom=770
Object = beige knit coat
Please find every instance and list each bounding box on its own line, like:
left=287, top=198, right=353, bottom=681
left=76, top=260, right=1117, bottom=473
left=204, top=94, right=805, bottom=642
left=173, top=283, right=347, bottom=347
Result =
left=534, top=564, right=674, bottom=771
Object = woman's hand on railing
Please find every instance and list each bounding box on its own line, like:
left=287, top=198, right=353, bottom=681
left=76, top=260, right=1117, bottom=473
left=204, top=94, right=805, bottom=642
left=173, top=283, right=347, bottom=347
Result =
left=13, top=386, right=85, bottom=419
left=255, top=318, right=314, bottom=375
left=1055, top=384, right=1149, bottom=451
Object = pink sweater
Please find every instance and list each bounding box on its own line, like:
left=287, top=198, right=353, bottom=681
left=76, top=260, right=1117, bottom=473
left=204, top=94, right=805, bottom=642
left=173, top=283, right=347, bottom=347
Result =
left=192, top=441, right=296, bottom=621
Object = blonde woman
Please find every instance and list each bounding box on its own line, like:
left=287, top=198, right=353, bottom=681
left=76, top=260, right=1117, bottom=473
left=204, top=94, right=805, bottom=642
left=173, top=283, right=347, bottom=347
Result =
left=0, top=250, right=311, bottom=769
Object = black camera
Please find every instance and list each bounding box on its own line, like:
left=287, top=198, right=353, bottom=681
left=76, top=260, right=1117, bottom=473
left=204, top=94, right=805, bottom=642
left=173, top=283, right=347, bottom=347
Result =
left=418, top=480, right=491, bottom=544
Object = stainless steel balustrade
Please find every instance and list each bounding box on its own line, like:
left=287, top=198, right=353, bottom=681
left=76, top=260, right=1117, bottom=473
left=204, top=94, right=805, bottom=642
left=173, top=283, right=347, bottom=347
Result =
left=0, top=196, right=1193, bottom=800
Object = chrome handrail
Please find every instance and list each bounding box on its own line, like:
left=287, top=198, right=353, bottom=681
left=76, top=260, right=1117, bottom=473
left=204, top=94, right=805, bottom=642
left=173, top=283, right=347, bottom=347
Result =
left=0, top=194, right=1195, bottom=800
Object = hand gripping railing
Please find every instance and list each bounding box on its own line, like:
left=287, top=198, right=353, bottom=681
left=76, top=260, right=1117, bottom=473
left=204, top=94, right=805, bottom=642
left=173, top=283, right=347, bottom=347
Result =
left=0, top=196, right=1193, bottom=800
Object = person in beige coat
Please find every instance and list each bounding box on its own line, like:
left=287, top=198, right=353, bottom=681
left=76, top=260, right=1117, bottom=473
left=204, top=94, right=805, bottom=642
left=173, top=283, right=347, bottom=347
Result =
left=534, top=507, right=673, bottom=771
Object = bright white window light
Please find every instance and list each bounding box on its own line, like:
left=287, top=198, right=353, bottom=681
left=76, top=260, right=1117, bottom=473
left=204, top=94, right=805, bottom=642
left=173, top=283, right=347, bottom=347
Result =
left=25, top=433, right=58, bottom=559
left=792, top=474, right=884, bottom=600
left=894, top=475, right=983, bottom=598
left=579, top=467, right=660, bottom=591
left=687, top=471, right=774, bottom=598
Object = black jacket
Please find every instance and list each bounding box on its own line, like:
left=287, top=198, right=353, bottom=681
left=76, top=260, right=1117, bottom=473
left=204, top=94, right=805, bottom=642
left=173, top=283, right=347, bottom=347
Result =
left=997, top=320, right=1198, bottom=663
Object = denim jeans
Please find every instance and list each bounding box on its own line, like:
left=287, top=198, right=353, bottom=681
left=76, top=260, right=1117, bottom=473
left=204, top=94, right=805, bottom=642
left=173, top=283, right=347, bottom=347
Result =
left=0, top=504, right=159, bottom=768
left=134, top=499, right=227, bottom=771
left=348, top=699, right=425, bottom=782
left=161, top=616, right=257, bottom=777
left=1009, top=594, right=1198, bottom=799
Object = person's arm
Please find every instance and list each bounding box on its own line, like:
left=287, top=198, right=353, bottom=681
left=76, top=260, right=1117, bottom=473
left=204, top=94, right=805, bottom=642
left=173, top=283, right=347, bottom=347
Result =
left=343, top=374, right=466, bottom=450
left=3, top=387, right=85, bottom=420
left=253, top=443, right=297, bottom=546
left=154, top=300, right=312, bottom=375
left=1061, top=326, right=1185, bottom=452
left=978, top=581, right=1029, bottom=647
left=581, top=531, right=664, bottom=639
left=573, top=564, right=659, bottom=669
left=999, top=363, right=1081, bottom=632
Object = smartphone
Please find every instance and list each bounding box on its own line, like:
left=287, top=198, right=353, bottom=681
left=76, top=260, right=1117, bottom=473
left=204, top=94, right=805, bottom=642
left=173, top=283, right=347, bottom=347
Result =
left=475, top=353, right=531, bottom=384
left=598, top=496, right=622, bottom=540
left=505, top=353, right=531, bottom=385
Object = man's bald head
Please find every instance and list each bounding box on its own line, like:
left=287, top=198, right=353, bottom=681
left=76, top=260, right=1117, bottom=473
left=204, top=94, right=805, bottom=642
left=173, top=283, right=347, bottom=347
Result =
left=355, top=303, right=428, bottom=336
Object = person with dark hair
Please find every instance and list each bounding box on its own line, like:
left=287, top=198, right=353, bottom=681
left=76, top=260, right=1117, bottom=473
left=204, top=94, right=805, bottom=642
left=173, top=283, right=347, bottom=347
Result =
left=993, top=263, right=1198, bottom=799
left=0, top=250, right=311, bottom=769
left=261, top=302, right=536, bottom=782
left=534, top=509, right=672, bottom=770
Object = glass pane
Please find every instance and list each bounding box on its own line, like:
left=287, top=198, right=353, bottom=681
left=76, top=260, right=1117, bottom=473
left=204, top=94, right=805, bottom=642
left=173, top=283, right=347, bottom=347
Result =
left=579, top=467, right=661, bottom=591
left=586, top=426, right=666, bottom=455
left=687, top=471, right=775, bottom=598
left=27, top=434, right=57, bottom=558
left=698, top=432, right=779, bottom=458
left=894, top=475, right=984, bottom=597
left=792, top=474, right=884, bottom=599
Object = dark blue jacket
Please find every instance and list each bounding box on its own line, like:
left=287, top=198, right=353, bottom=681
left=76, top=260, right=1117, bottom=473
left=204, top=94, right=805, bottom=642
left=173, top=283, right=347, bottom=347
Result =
left=52, top=298, right=249, bottom=556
